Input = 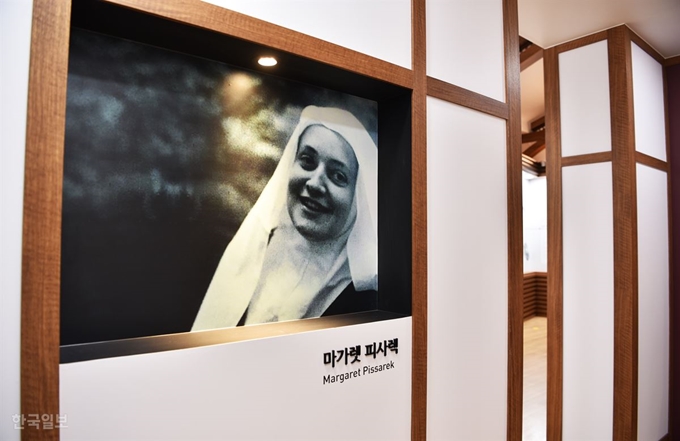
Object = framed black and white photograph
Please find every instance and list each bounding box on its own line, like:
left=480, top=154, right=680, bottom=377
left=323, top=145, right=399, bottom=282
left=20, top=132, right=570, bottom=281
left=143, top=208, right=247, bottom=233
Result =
left=61, top=28, right=385, bottom=345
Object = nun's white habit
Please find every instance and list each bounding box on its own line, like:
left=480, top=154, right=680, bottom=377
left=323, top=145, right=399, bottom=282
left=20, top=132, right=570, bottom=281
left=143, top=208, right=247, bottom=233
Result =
left=192, top=106, right=377, bottom=331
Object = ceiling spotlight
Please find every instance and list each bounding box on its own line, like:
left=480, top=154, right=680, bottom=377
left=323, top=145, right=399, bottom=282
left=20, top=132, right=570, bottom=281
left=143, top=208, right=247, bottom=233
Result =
left=258, top=56, right=277, bottom=67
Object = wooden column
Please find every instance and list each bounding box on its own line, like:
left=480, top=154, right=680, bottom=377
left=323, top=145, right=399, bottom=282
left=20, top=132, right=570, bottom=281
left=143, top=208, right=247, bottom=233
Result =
left=411, top=0, right=428, bottom=439
left=608, top=25, right=639, bottom=441
left=544, top=45, right=564, bottom=441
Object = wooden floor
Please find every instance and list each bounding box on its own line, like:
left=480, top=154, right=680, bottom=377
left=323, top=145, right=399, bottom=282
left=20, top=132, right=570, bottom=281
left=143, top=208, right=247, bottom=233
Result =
left=523, top=316, right=547, bottom=441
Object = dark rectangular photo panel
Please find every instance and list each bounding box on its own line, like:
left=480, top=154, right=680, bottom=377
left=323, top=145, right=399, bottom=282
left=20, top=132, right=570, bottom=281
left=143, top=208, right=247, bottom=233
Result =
left=61, top=27, right=384, bottom=345
left=60, top=1, right=412, bottom=359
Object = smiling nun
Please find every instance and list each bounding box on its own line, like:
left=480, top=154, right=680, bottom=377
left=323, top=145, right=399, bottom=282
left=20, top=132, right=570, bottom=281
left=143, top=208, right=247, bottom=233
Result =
left=192, top=106, right=378, bottom=330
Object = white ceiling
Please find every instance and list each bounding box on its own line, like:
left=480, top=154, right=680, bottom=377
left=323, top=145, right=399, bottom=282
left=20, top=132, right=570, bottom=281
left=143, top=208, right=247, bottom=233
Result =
left=518, top=0, right=680, bottom=59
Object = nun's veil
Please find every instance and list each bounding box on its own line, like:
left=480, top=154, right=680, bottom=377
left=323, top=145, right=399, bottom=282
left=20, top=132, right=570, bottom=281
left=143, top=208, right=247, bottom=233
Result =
left=192, top=106, right=377, bottom=331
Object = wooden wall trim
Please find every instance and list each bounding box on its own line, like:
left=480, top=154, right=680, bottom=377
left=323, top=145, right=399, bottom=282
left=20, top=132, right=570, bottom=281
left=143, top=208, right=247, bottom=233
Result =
left=665, top=56, right=680, bottom=67
left=524, top=272, right=548, bottom=319
left=426, top=76, right=509, bottom=120
left=544, top=46, right=564, bottom=441
left=102, top=0, right=414, bottom=89
left=503, top=0, right=523, bottom=439
left=561, top=151, right=612, bottom=167
left=554, top=29, right=608, bottom=55
left=21, top=0, right=71, bottom=440
left=411, top=0, right=427, bottom=440
left=608, top=25, right=639, bottom=441
left=635, top=151, right=669, bottom=172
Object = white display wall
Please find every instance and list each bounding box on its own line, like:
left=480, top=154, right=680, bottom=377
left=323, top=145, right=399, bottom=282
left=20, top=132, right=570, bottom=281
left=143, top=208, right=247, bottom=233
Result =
left=562, top=163, right=614, bottom=440
left=522, top=173, right=547, bottom=273
left=427, top=98, right=508, bottom=440
left=631, top=43, right=667, bottom=161
left=202, top=0, right=412, bottom=69
left=0, top=1, right=33, bottom=441
left=61, top=318, right=412, bottom=441
left=632, top=31, right=670, bottom=441
left=558, top=35, right=617, bottom=441
left=3, top=1, right=522, bottom=439
left=636, top=160, right=669, bottom=439
left=51, top=2, right=414, bottom=439
left=426, top=0, right=506, bottom=102
left=558, top=41, right=611, bottom=157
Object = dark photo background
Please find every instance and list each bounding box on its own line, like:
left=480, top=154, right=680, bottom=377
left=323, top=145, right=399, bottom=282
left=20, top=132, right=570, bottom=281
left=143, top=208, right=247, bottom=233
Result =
left=61, top=28, right=378, bottom=345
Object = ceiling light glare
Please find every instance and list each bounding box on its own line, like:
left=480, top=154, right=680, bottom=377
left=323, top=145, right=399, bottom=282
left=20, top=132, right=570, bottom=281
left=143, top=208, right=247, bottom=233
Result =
left=258, top=56, right=277, bottom=67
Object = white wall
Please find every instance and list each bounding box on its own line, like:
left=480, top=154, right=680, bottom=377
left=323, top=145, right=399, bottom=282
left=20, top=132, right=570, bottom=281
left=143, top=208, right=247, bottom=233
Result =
left=631, top=43, right=666, bottom=161
left=427, top=98, right=508, bottom=440
left=562, top=163, right=614, bottom=440
left=632, top=37, right=669, bottom=441
left=522, top=173, right=547, bottom=273
left=558, top=37, right=617, bottom=441
left=426, top=0, right=505, bottom=102
left=0, top=1, right=33, bottom=440
left=426, top=0, right=508, bottom=437
left=62, top=318, right=411, bottom=441
left=559, top=40, right=611, bottom=157
left=53, top=2, right=414, bottom=440
left=202, top=0, right=412, bottom=69
left=636, top=158, right=669, bottom=440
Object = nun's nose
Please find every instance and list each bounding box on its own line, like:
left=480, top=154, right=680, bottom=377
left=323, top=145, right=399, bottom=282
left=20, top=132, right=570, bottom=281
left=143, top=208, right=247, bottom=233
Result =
left=305, top=167, right=327, bottom=194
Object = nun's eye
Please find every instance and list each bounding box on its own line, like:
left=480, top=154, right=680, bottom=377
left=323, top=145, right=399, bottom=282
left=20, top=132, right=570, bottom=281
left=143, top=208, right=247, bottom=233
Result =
left=329, top=169, right=349, bottom=187
left=297, top=153, right=317, bottom=170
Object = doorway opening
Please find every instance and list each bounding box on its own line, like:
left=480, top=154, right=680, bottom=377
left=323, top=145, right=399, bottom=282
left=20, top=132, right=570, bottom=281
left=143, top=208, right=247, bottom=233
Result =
left=520, top=36, right=547, bottom=441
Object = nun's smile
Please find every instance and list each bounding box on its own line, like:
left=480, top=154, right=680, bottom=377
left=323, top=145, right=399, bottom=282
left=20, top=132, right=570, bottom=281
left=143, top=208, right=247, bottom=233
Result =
left=287, top=124, right=359, bottom=242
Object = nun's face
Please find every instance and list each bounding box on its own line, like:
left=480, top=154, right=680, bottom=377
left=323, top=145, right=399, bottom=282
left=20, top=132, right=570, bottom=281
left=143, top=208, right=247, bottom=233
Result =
left=287, top=125, right=359, bottom=242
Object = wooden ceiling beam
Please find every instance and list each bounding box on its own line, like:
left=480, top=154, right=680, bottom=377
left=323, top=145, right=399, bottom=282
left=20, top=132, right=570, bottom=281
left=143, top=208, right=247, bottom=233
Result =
left=530, top=116, right=545, bottom=132
left=520, top=43, right=543, bottom=71
left=524, top=141, right=546, bottom=158
left=521, top=130, right=545, bottom=145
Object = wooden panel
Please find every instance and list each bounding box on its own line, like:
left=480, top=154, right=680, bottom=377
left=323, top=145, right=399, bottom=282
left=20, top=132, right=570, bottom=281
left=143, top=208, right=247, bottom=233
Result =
left=504, top=0, right=523, bottom=439
left=555, top=30, right=608, bottom=55
left=608, top=25, right=639, bottom=441
left=21, top=0, right=72, bottom=440
left=544, top=46, right=564, bottom=441
left=665, top=56, right=680, bottom=67
left=636, top=151, right=669, bottom=173
left=426, top=76, right=509, bottom=120
left=411, top=0, right=427, bottom=440
left=562, top=151, right=613, bottom=167
left=524, top=272, right=547, bottom=319
left=102, top=0, right=413, bottom=89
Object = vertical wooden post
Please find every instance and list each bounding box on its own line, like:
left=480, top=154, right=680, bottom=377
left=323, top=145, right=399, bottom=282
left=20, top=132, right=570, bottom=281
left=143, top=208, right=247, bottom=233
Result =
left=503, top=0, right=524, bottom=439
left=411, top=0, right=428, bottom=439
left=608, top=25, right=639, bottom=441
left=544, top=46, right=564, bottom=441
left=21, top=1, right=71, bottom=440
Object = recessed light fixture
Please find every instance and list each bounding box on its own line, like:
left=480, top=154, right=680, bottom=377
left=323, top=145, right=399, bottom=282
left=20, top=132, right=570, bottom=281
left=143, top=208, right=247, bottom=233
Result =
left=258, top=56, right=277, bottom=67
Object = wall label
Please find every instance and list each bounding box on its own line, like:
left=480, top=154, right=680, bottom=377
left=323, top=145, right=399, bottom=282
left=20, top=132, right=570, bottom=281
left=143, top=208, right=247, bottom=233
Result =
left=322, top=338, right=398, bottom=385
